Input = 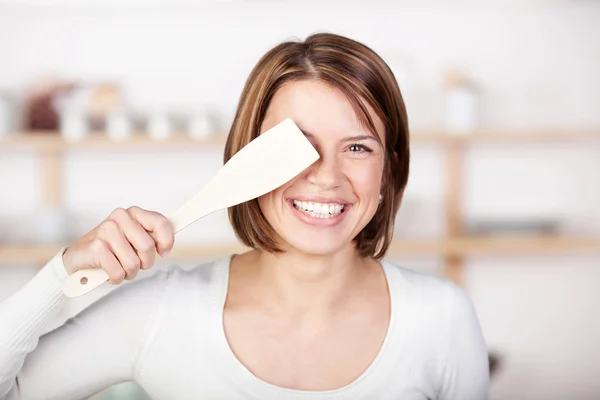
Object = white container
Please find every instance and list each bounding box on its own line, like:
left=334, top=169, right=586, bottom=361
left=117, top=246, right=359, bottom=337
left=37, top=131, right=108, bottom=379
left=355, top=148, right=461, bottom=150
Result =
left=55, top=87, right=90, bottom=141
left=106, top=109, right=132, bottom=141
left=0, top=95, right=10, bottom=139
left=0, top=216, right=6, bottom=243
left=443, top=70, right=480, bottom=135
left=60, top=109, right=89, bottom=141
left=147, top=112, right=172, bottom=141
left=188, top=111, right=214, bottom=140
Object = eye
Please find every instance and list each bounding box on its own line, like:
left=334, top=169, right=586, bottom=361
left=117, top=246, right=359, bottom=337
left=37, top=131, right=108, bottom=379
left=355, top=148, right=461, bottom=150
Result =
left=348, top=143, right=373, bottom=153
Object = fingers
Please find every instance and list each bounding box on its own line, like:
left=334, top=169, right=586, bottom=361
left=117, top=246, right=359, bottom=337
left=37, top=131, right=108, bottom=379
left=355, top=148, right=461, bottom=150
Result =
left=90, top=238, right=126, bottom=285
left=126, top=206, right=175, bottom=256
left=63, top=206, right=174, bottom=284
left=90, top=206, right=174, bottom=284
left=107, top=209, right=156, bottom=271
left=98, top=219, right=141, bottom=280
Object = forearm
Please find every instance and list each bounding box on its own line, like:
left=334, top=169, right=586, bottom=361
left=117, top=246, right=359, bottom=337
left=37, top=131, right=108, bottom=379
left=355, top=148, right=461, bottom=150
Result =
left=0, top=257, right=170, bottom=400
left=0, top=249, right=69, bottom=398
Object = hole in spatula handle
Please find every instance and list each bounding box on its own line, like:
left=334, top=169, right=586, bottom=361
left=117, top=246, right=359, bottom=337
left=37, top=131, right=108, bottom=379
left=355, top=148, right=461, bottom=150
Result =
left=80, top=277, right=88, bottom=285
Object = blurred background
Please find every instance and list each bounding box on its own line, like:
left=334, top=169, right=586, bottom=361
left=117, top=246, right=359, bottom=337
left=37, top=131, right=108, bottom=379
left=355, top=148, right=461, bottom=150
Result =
left=0, top=0, right=599, bottom=399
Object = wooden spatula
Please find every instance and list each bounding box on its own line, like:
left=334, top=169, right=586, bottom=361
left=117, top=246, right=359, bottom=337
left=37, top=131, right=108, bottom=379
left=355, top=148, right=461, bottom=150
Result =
left=63, top=118, right=319, bottom=298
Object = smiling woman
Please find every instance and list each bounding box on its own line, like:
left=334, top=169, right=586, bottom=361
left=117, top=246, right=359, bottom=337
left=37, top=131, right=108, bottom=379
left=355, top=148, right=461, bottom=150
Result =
left=0, top=33, right=489, bottom=400
left=225, top=33, right=409, bottom=259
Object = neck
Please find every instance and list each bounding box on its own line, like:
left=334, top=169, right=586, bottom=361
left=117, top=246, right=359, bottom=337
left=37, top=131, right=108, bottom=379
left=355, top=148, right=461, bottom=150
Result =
left=249, top=245, right=371, bottom=318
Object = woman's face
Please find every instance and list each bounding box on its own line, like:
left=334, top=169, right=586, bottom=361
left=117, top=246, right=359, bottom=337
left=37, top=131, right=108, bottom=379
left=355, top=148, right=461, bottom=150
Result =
left=258, top=80, right=386, bottom=257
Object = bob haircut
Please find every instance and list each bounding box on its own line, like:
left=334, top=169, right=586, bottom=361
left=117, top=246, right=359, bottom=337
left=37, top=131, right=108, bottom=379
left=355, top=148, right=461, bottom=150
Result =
left=224, top=32, right=410, bottom=259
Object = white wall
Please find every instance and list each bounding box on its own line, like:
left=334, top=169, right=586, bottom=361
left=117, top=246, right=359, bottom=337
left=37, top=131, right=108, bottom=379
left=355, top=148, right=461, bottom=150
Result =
left=0, top=1, right=599, bottom=399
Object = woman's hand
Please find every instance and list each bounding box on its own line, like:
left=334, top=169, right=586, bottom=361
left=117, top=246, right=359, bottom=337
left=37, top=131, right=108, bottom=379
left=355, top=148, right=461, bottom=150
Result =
left=62, top=206, right=175, bottom=284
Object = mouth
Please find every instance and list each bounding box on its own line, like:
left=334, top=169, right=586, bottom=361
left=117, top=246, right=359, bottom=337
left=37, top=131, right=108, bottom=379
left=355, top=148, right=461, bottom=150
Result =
left=291, top=199, right=347, bottom=219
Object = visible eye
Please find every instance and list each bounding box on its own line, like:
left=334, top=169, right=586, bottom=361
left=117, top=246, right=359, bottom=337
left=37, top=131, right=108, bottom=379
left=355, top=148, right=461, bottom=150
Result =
left=348, top=143, right=373, bottom=153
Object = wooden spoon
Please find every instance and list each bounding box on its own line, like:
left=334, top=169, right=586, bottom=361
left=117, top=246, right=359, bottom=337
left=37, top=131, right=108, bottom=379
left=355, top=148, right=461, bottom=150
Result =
left=63, top=118, right=318, bottom=298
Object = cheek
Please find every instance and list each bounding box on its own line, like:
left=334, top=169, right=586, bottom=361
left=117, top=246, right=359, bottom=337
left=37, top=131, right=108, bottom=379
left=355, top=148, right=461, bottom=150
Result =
left=258, top=185, right=287, bottom=216
left=346, top=160, right=384, bottom=195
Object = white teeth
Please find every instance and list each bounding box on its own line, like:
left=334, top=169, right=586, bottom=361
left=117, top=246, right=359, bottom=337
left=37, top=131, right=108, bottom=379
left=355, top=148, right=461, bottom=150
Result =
left=292, top=200, right=345, bottom=219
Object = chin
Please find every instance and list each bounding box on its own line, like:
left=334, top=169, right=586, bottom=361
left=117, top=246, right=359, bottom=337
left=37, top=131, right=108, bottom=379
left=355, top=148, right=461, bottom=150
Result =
left=281, top=234, right=351, bottom=257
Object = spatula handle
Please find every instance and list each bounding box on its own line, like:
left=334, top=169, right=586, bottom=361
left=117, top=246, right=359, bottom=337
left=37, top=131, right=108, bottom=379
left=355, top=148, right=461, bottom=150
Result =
left=63, top=268, right=111, bottom=298
left=62, top=209, right=198, bottom=298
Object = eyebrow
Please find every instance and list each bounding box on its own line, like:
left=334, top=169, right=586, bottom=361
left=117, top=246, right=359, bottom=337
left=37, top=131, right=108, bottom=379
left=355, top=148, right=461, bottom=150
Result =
left=342, top=135, right=379, bottom=143
left=301, top=130, right=382, bottom=145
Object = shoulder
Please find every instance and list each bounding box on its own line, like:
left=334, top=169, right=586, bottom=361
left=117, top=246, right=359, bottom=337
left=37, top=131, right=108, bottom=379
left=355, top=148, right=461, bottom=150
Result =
left=382, top=260, right=466, bottom=305
left=381, top=260, right=488, bottom=379
left=381, top=262, right=491, bottom=397
left=381, top=260, right=479, bottom=330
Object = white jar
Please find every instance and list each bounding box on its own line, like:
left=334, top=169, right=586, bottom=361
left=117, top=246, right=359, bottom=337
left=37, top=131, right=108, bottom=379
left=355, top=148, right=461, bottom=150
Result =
left=106, top=109, right=132, bottom=141
left=147, top=112, right=172, bottom=141
left=60, top=109, right=89, bottom=141
left=443, top=71, right=480, bottom=135
left=0, top=95, right=11, bottom=139
left=188, top=111, right=214, bottom=140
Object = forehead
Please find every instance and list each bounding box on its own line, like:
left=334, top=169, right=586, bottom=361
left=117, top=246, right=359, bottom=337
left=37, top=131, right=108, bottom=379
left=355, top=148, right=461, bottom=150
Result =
left=262, top=80, right=385, bottom=142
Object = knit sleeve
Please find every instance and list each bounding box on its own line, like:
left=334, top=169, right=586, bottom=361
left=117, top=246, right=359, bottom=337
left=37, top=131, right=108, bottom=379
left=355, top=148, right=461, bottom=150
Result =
left=0, top=250, right=172, bottom=400
left=438, top=285, right=490, bottom=400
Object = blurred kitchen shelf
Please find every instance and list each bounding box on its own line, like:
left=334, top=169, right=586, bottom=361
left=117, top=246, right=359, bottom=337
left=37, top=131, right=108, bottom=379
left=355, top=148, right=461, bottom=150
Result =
left=2, top=128, right=599, bottom=284
left=2, top=236, right=599, bottom=265
left=1, top=129, right=599, bottom=152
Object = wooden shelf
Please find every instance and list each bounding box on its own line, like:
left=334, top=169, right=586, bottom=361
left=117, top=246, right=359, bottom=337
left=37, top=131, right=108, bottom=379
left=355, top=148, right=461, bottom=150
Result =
left=0, top=132, right=227, bottom=152
left=0, top=242, right=248, bottom=265
left=389, top=235, right=600, bottom=256
left=1, top=129, right=598, bottom=152
left=2, top=236, right=599, bottom=265
left=412, top=129, right=600, bottom=144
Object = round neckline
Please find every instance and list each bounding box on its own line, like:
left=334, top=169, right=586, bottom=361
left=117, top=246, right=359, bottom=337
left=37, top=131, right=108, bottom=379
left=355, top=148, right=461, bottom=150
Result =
left=209, top=255, right=402, bottom=398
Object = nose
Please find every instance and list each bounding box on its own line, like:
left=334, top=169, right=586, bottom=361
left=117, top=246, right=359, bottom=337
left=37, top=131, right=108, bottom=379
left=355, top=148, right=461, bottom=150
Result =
left=305, top=152, right=345, bottom=190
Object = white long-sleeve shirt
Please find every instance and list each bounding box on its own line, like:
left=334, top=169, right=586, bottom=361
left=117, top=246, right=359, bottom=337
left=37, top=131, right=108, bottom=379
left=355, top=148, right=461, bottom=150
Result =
left=0, top=250, right=490, bottom=400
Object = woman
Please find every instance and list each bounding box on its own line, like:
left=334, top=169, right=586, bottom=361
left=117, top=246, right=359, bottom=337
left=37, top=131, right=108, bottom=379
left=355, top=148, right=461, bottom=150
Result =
left=0, top=33, right=489, bottom=399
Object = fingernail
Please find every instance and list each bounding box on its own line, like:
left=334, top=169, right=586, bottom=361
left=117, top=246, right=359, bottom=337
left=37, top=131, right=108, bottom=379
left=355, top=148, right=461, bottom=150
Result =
left=161, top=250, right=170, bottom=257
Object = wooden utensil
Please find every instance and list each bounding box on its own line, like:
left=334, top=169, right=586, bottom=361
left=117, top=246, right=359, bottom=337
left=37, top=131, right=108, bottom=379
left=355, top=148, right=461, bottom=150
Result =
left=63, top=118, right=319, bottom=298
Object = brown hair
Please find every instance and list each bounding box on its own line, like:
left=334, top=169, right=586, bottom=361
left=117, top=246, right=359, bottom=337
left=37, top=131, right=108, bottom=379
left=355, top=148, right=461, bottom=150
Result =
left=224, top=32, right=410, bottom=259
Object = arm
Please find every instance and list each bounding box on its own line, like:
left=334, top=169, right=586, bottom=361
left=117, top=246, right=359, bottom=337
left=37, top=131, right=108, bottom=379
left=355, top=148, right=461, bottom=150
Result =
left=438, top=286, right=490, bottom=400
left=0, top=250, right=171, bottom=400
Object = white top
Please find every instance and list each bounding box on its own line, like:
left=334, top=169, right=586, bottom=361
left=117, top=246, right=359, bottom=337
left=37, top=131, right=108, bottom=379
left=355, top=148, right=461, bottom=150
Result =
left=0, top=250, right=490, bottom=400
